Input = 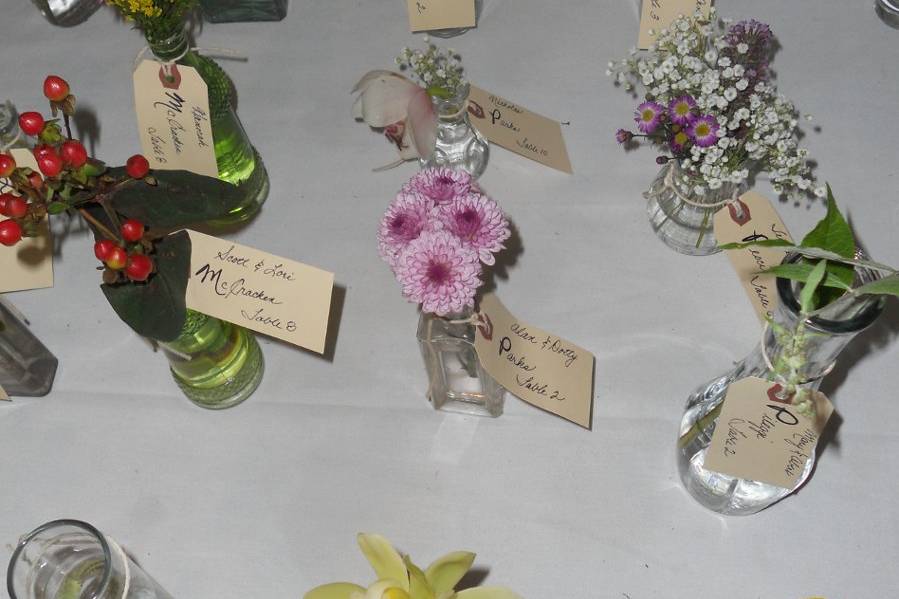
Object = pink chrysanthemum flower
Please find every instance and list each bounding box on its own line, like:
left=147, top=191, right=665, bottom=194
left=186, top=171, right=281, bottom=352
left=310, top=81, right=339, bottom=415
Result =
left=401, top=167, right=474, bottom=204
left=688, top=114, right=720, bottom=147
left=437, top=193, right=510, bottom=265
left=634, top=101, right=664, bottom=134
left=378, top=191, right=435, bottom=268
left=668, top=95, right=697, bottom=126
left=394, top=230, right=482, bottom=316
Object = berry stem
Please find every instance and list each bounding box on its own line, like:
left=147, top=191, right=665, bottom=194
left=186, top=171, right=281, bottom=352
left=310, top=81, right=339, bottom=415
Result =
left=62, top=113, right=73, bottom=141
left=77, top=207, right=120, bottom=243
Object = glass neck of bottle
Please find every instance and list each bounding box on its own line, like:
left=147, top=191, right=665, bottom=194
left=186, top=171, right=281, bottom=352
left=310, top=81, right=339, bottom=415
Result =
left=146, top=26, right=191, bottom=63
left=432, top=84, right=471, bottom=124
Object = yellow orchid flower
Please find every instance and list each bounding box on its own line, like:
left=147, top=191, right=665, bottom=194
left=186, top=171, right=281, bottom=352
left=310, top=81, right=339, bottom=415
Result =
left=303, top=534, right=523, bottom=599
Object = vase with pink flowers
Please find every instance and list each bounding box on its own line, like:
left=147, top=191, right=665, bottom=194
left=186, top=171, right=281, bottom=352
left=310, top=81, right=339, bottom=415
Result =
left=380, top=167, right=509, bottom=417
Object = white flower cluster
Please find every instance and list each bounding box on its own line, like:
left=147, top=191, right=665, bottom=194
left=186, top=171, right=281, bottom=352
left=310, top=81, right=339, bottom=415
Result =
left=608, top=10, right=823, bottom=199
left=397, top=37, right=465, bottom=93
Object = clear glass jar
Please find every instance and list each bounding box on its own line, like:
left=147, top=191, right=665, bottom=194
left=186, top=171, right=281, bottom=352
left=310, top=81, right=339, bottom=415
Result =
left=0, top=298, right=58, bottom=397
left=424, top=0, right=483, bottom=38
left=876, top=0, right=899, bottom=27
left=421, top=83, right=489, bottom=180
left=677, top=257, right=885, bottom=515
left=160, top=310, right=264, bottom=409
left=199, top=0, right=288, bottom=22
left=30, top=0, right=104, bottom=27
left=417, top=308, right=504, bottom=417
left=645, top=160, right=743, bottom=256
left=7, top=519, right=174, bottom=599
left=1, top=101, right=29, bottom=151
left=145, top=26, right=269, bottom=225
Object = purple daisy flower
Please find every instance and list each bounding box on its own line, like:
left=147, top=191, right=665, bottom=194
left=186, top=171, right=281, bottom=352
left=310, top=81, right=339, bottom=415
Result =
left=437, top=193, right=511, bottom=265
left=394, top=230, right=482, bottom=316
left=668, top=95, right=697, bottom=126
left=634, top=101, right=664, bottom=134
left=615, top=129, right=634, bottom=144
left=401, top=167, right=474, bottom=205
left=378, top=191, right=435, bottom=269
left=687, top=115, right=720, bottom=148
left=669, top=129, right=691, bottom=153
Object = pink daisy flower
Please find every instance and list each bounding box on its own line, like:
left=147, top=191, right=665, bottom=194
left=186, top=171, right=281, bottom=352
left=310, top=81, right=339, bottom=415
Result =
left=634, top=101, right=664, bottom=134
left=402, top=167, right=474, bottom=204
left=394, top=230, right=482, bottom=316
left=378, top=191, right=435, bottom=268
left=668, top=95, right=697, bottom=126
left=688, top=115, right=720, bottom=147
left=437, top=193, right=510, bottom=265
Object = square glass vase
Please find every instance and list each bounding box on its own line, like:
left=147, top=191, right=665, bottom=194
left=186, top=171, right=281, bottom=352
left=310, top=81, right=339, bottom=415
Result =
left=417, top=310, right=504, bottom=418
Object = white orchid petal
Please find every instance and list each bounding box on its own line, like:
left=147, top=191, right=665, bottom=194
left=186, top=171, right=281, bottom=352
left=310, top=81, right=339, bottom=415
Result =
left=357, top=534, right=409, bottom=591
left=424, top=551, right=476, bottom=595
left=407, top=90, right=437, bottom=158
left=304, top=582, right=367, bottom=599
left=352, top=69, right=405, bottom=94
left=455, top=588, right=523, bottom=599
left=353, top=95, right=364, bottom=119
left=359, top=75, right=420, bottom=127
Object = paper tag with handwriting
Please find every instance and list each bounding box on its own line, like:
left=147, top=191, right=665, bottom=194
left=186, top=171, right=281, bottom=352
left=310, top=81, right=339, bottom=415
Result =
left=133, top=60, right=218, bottom=178
left=714, top=192, right=792, bottom=324
left=184, top=231, right=334, bottom=353
left=638, top=0, right=712, bottom=49
left=704, top=377, right=834, bottom=488
left=0, top=149, right=53, bottom=293
left=407, top=0, right=475, bottom=32
left=473, top=293, right=594, bottom=428
left=0, top=384, right=9, bottom=401
left=467, top=85, right=573, bottom=174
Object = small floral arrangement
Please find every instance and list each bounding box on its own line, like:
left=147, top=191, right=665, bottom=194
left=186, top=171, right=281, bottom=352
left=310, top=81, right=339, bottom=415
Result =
left=106, top=0, right=196, bottom=37
left=379, top=168, right=509, bottom=316
left=353, top=40, right=465, bottom=168
left=608, top=9, right=821, bottom=200
left=0, top=75, right=249, bottom=341
left=304, top=533, right=522, bottom=599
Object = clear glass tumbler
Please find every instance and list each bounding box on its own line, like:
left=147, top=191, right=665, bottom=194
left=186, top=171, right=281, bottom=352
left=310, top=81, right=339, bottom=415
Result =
left=30, top=0, right=104, bottom=27
left=199, top=0, right=288, bottom=22
left=0, top=298, right=58, bottom=397
left=876, top=0, right=899, bottom=27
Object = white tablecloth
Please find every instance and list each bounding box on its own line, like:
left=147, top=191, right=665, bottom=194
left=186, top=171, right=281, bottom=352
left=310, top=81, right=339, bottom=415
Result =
left=2, top=1, right=898, bottom=597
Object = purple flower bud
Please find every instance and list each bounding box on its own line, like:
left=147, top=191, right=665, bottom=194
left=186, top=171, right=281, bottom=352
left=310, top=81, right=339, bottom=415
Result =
left=616, top=129, right=634, bottom=144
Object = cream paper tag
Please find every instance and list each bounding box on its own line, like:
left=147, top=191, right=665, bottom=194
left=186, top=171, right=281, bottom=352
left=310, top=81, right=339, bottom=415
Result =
left=133, top=60, right=218, bottom=177
left=638, top=0, right=712, bottom=49
left=473, top=293, right=594, bottom=428
left=704, top=376, right=834, bottom=489
left=714, top=192, right=792, bottom=324
left=184, top=231, right=334, bottom=353
left=467, top=85, right=573, bottom=174
left=0, top=384, right=9, bottom=401
left=407, top=0, right=476, bottom=32
left=0, top=149, right=53, bottom=293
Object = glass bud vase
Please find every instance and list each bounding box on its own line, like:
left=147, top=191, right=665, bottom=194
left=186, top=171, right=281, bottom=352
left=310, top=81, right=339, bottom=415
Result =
left=417, top=308, right=505, bottom=417
left=0, top=298, right=58, bottom=397
left=160, top=310, right=264, bottom=409
left=145, top=26, right=269, bottom=225
left=421, top=83, right=489, bottom=180
left=677, top=260, right=885, bottom=515
left=1, top=101, right=29, bottom=151
left=200, top=0, right=288, bottom=22
left=645, top=160, right=743, bottom=256
left=7, top=519, right=174, bottom=599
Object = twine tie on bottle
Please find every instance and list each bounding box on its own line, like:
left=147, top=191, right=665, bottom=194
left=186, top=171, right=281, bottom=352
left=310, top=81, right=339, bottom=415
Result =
left=661, top=163, right=745, bottom=216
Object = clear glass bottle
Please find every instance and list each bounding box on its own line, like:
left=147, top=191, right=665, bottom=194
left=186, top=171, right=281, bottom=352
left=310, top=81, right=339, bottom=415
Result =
left=31, top=0, right=104, bottom=27
left=0, top=101, right=30, bottom=152
left=677, top=259, right=885, bottom=515
left=876, top=0, right=899, bottom=27
left=7, top=519, right=174, bottom=599
left=160, top=310, right=264, bottom=409
left=421, top=83, right=489, bottom=180
left=425, top=0, right=483, bottom=38
left=0, top=298, right=58, bottom=397
left=145, top=26, right=269, bottom=225
left=644, top=160, right=743, bottom=256
left=199, top=0, right=288, bottom=22
left=417, top=308, right=504, bottom=417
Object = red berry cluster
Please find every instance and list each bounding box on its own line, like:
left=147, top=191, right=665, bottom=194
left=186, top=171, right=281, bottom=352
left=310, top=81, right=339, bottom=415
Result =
left=93, top=218, right=154, bottom=282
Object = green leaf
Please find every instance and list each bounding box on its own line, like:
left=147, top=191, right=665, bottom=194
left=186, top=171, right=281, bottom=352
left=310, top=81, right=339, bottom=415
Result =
left=425, top=551, right=476, bottom=594
left=851, top=274, right=899, bottom=298
left=47, top=201, right=68, bottom=215
left=799, top=259, right=828, bottom=314
left=727, top=243, right=897, bottom=275
left=100, top=231, right=190, bottom=342
left=106, top=168, right=252, bottom=229
left=405, top=556, right=435, bottom=599
left=79, top=159, right=106, bottom=178
left=302, top=583, right=366, bottom=599
left=761, top=263, right=852, bottom=290
left=357, top=534, right=408, bottom=590
left=801, top=184, right=856, bottom=259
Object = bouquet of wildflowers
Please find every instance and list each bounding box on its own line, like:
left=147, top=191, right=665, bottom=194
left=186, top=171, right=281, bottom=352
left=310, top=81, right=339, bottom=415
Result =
left=379, top=167, right=510, bottom=315
left=106, top=0, right=196, bottom=37
left=608, top=10, right=822, bottom=200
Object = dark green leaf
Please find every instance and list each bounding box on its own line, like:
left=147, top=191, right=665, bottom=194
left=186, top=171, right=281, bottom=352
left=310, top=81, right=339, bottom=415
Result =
left=106, top=168, right=251, bottom=229
left=47, top=201, right=68, bottom=215
left=761, top=263, right=852, bottom=290
left=800, top=259, right=828, bottom=314
left=101, top=231, right=191, bottom=342
left=851, top=274, right=899, bottom=298
left=726, top=243, right=897, bottom=275
left=801, top=184, right=856, bottom=259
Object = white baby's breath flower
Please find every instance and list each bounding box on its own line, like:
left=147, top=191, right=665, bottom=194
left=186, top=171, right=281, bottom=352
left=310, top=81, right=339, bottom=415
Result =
left=737, top=42, right=749, bottom=54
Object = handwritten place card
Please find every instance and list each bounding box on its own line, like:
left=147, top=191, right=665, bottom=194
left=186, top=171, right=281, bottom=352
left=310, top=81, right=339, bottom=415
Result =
left=638, top=0, right=712, bottom=49
left=406, top=0, right=475, bottom=33
left=704, top=377, right=834, bottom=489
left=467, top=85, right=573, bottom=174
left=473, top=293, right=594, bottom=428
left=133, top=60, right=218, bottom=178
left=184, top=231, right=334, bottom=353
left=714, top=192, right=793, bottom=324
left=0, top=384, right=8, bottom=401
left=0, top=149, right=53, bottom=293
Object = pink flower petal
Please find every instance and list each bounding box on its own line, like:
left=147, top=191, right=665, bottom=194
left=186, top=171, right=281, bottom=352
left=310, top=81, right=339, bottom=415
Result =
left=358, top=73, right=421, bottom=128
left=407, top=89, right=437, bottom=158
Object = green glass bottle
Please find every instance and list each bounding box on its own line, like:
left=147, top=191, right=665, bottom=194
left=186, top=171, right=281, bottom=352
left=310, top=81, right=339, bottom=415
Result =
left=145, top=26, right=269, bottom=225
left=160, top=310, right=264, bottom=408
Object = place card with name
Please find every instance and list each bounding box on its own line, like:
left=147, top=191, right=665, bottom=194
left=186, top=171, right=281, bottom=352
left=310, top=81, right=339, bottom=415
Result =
left=0, top=384, right=8, bottom=401
left=467, top=85, right=573, bottom=174
left=133, top=60, right=218, bottom=178
left=0, top=148, right=53, bottom=293
left=638, top=0, right=712, bottom=49
left=704, top=377, right=834, bottom=489
left=184, top=231, right=334, bottom=353
left=714, top=192, right=793, bottom=324
left=473, top=293, right=594, bottom=428
left=406, top=0, right=475, bottom=33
